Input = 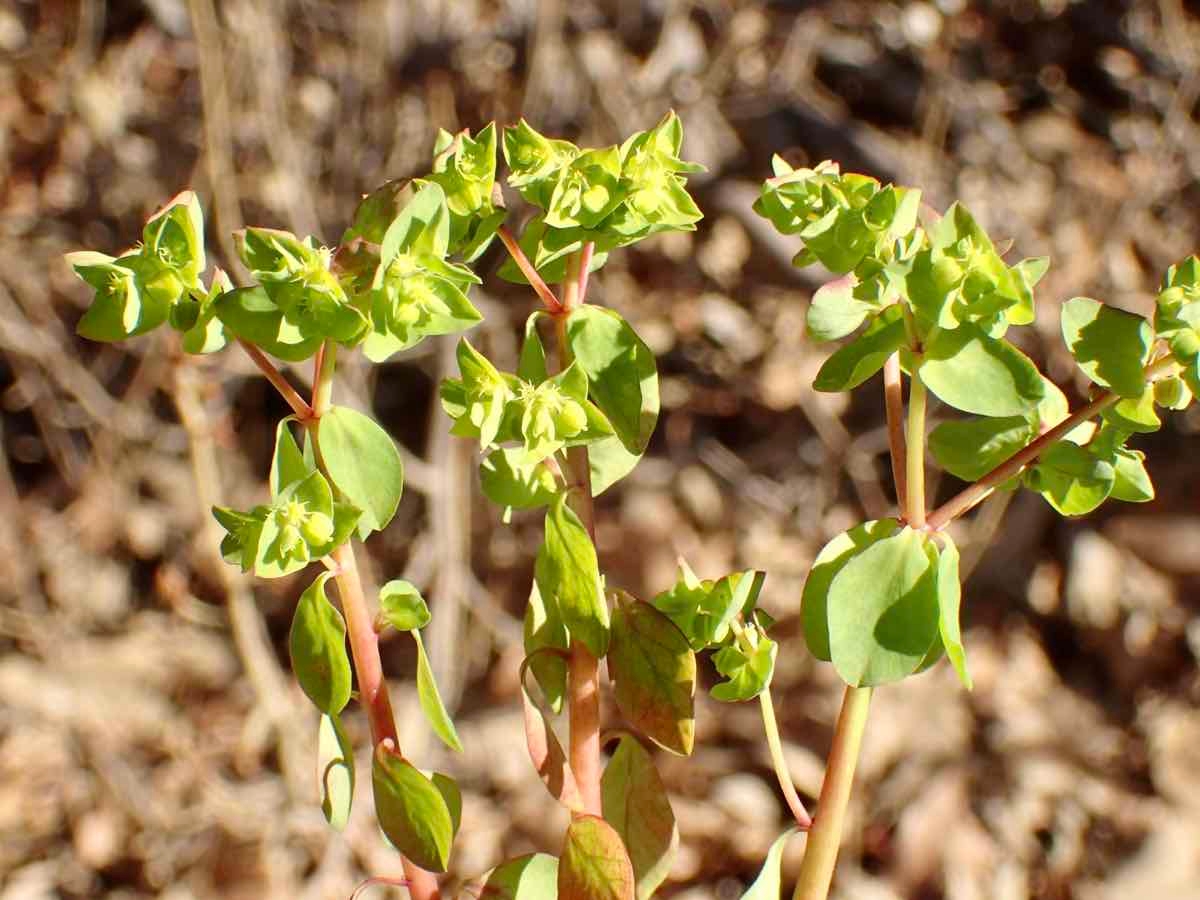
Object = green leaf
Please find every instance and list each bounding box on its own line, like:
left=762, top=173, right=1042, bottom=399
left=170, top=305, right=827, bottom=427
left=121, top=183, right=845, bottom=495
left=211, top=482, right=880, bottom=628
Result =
left=559, top=815, right=636, bottom=900
left=929, top=414, right=1036, bottom=482
left=587, top=436, right=642, bottom=496
left=317, top=405, right=404, bottom=537
left=412, top=629, right=463, bottom=752
left=342, top=178, right=413, bottom=245
left=607, top=592, right=696, bottom=756
left=212, top=286, right=322, bottom=361
left=812, top=304, right=907, bottom=392
left=807, top=274, right=876, bottom=342
left=68, top=251, right=173, bottom=341
left=372, top=746, right=455, bottom=873
left=481, top=447, right=560, bottom=515
left=465, top=854, right=560, bottom=900
left=289, top=573, right=352, bottom=715
left=142, top=191, right=206, bottom=287
left=601, top=737, right=678, bottom=900
left=710, top=628, right=777, bottom=702
left=1024, top=440, right=1115, bottom=515
left=535, top=494, right=609, bottom=658
left=933, top=535, right=970, bottom=689
left=1102, top=385, right=1161, bottom=434
left=430, top=771, right=462, bottom=837
left=270, top=418, right=311, bottom=497
left=565, top=306, right=660, bottom=455
left=520, top=312, right=551, bottom=383
left=1110, top=447, right=1154, bottom=503
left=520, top=656, right=584, bottom=811
left=524, top=581, right=570, bottom=714
left=1061, top=297, right=1153, bottom=398
left=378, top=579, right=431, bottom=631
left=801, top=520, right=902, bottom=662
left=919, top=324, right=1045, bottom=417
left=317, top=713, right=354, bottom=830
left=651, top=567, right=763, bottom=651
left=738, top=828, right=797, bottom=900
left=380, top=182, right=450, bottom=266
left=826, top=527, right=941, bottom=687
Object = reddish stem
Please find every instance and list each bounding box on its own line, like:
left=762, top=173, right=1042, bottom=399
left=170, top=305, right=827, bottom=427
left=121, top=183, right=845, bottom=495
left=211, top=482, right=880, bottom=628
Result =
left=236, top=338, right=313, bottom=419
left=497, top=224, right=565, bottom=314
left=926, top=391, right=1115, bottom=530
left=556, top=248, right=603, bottom=815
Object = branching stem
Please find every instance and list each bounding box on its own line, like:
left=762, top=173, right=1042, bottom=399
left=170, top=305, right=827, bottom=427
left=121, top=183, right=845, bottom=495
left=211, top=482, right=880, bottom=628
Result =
left=497, top=224, right=565, bottom=315
left=926, top=354, right=1179, bottom=530
left=237, top=338, right=313, bottom=419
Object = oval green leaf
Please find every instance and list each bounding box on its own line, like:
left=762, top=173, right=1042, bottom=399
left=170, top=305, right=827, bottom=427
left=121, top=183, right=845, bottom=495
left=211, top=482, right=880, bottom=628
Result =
left=826, top=527, right=942, bottom=687
left=813, top=304, right=907, bottom=392
left=535, top=493, right=609, bottom=657
left=379, top=579, right=431, bottom=631
left=289, top=573, right=352, bottom=715
left=800, top=519, right=902, bottom=662
left=566, top=306, right=660, bottom=455
left=933, top=535, right=970, bottom=689
left=919, top=324, right=1044, bottom=416
left=1061, top=296, right=1153, bottom=398
left=317, top=405, right=404, bottom=537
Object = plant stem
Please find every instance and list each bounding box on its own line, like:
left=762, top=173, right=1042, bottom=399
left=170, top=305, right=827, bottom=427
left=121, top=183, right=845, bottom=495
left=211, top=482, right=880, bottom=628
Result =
left=883, top=353, right=907, bottom=514
left=791, top=685, right=873, bottom=900
left=237, top=337, right=313, bottom=419
left=497, top=224, right=565, bottom=314
left=301, top=339, right=440, bottom=900
left=905, top=372, right=927, bottom=528
left=759, top=685, right=813, bottom=829
left=925, top=353, right=1178, bottom=530
left=729, top=617, right=811, bottom=829
left=555, top=247, right=603, bottom=815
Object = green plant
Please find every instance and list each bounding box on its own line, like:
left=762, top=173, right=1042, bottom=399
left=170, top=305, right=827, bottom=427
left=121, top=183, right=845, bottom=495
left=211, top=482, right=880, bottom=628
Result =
left=65, top=114, right=1198, bottom=900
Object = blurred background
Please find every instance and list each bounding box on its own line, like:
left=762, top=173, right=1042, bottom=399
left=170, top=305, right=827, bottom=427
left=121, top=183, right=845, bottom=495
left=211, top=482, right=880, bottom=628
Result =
left=5, top=0, right=1200, bottom=897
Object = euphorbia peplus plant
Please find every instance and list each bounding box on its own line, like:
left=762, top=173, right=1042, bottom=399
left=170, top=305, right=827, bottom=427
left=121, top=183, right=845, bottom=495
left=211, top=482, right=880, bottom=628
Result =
left=751, top=156, right=1198, bottom=900
left=64, top=109, right=1199, bottom=900
left=65, top=112, right=796, bottom=900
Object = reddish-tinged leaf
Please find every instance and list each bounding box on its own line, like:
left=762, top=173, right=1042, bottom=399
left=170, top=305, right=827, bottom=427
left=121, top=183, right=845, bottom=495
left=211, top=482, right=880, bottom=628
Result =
left=607, top=591, right=695, bottom=755
left=601, top=737, right=678, bottom=900
left=520, top=656, right=584, bottom=812
left=559, top=815, right=635, bottom=900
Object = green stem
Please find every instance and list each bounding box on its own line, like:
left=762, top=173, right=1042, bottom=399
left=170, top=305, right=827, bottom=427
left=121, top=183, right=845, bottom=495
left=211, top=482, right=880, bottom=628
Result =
left=883, top=353, right=907, bottom=514
left=760, top=686, right=813, bottom=829
left=730, top=618, right=811, bottom=829
left=905, top=372, right=927, bottom=528
left=791, top=686, right=873, bottom=900
left=312, top=340, right=337, bottom=417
